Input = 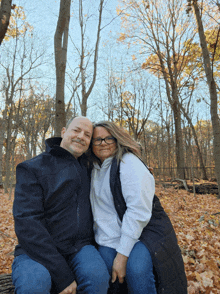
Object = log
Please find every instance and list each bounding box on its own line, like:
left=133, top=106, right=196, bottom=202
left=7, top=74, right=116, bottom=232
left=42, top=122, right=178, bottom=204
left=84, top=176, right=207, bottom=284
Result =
left=191, top=183, right=218, bottom=195
left=0, top=274, right=14, bottom=294
left=171, top=179, right=189, bottom=191
left=163, top=181, right=218, bottom=195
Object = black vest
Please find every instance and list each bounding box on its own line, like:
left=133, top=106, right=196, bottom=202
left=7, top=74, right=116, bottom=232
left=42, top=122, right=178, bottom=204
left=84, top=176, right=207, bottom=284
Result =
left=110, top=156, right=187, bottom=294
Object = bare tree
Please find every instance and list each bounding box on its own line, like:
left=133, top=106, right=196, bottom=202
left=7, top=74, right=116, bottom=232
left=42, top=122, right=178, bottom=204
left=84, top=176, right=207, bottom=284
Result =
left=54, top=0, right=71, bottom=136
left=79, top=0, right=104, bottom=115
left=18, top=87, right=54, bottom=159
left=0, top=27, right=47, bottom=192
left=0, top=0, right=12, bottom=45
left=121, top=77, right=155, bottom=140
left=67, top=0, right=105, bottom=117
left=190, top=0, right=220, bottom=196
left=118, top=0, right=200, bottom=178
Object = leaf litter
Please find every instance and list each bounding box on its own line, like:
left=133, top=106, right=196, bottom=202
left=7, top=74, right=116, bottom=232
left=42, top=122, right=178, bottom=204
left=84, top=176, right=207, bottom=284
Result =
left=0, top=186, right=219, bottom=293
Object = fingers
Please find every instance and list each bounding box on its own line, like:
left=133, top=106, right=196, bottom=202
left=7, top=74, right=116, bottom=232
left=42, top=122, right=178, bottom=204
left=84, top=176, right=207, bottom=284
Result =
left=112, top=253, right=128, bottom=284
left=112, top=269, right=125, bottom=284
left=112, top=269, right=117, bottom=283
left=118, top=274, right=124, bottom=284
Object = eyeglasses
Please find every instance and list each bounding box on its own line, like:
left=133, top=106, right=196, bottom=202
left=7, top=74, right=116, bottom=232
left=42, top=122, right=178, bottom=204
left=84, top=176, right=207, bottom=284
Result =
left=92, top=136, right=116, bottom=146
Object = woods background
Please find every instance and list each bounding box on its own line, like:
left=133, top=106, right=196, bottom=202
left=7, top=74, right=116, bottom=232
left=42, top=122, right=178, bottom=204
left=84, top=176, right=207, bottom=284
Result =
left=0, top=0, right=220, bottom=196
left=0, top=1, right=220, bottom=293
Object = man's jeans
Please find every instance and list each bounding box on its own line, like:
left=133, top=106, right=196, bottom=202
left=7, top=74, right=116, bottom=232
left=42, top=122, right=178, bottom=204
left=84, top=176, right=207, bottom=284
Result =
left=99, top=241, right=157, bottom=294
left=12, top=245, right=110, bottom=294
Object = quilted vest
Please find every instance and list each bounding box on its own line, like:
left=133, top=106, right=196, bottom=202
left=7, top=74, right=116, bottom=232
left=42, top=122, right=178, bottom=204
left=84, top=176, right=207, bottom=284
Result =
left=110, top=157, right=187, bottom=294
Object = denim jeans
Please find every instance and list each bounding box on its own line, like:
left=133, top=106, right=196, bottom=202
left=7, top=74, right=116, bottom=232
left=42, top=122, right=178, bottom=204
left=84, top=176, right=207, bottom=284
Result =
left=12, top=245, right=110, bottom=294
left=99, top=241, right=157, bottom=294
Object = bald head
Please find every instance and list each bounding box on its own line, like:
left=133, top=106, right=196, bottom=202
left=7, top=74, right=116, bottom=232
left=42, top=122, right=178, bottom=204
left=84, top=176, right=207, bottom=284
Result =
left=60, top=116, right=93, bottom=158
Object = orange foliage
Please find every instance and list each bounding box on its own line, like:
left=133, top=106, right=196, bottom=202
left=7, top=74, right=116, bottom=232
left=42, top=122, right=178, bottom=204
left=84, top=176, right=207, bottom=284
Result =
left=0, top=189, right=17, bottom=274
left=0, top=187, right=220, bottom=293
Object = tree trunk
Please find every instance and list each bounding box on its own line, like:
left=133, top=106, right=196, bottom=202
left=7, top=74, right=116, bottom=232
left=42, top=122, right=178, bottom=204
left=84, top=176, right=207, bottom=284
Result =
left=4, top=103, right=13, bottom=193
left=0, top=118, right=4, bottom=185
left=192, top=0, right=220, bottom=197
left=54, top=0, right=71, bottom=136
left=0, top=0, right=12, bottom=45
left=173, top=101, right=185, bottom=179
left=180, top=103, right=208, bottom=180
left=154, top=43, right=186, bottom=179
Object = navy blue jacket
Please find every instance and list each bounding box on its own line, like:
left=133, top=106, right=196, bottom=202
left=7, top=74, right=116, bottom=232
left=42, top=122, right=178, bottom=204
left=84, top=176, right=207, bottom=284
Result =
left=110, top=156, right=187, bottom=294
left=13, top=137, right=94, bottom=293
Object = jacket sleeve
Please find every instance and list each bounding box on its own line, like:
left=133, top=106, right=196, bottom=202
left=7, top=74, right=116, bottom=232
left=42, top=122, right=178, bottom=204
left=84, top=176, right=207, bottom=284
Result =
left=116, top=153, right=155, bottom=257
left=13, top=162, right=74, bottom=293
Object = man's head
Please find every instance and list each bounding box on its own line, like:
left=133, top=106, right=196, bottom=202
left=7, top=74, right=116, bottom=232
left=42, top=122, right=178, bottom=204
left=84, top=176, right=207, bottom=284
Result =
left=60, top=116, right=93, bottom=158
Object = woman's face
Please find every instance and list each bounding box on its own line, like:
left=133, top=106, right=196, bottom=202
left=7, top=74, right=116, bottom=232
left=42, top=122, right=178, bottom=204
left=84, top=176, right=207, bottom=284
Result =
left=92, top=127, right=117, bottom=163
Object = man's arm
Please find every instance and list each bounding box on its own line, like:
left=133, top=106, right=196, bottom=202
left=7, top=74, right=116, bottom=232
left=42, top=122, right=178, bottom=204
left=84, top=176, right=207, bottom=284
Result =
left=13, top=162, right=74, bottom=293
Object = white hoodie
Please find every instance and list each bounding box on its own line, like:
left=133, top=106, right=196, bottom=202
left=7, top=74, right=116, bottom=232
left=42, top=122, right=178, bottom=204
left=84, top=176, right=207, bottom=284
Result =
left=90, top=152, right=155, bottom=257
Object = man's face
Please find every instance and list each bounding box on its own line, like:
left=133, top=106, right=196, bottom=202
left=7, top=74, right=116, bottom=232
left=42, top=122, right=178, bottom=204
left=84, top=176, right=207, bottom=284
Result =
left=60, top=117, right=93, bottom=158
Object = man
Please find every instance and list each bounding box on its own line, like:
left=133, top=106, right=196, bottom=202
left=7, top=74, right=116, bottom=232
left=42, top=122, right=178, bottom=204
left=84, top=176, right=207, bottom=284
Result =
left=12, top=116, right=109, bottom=294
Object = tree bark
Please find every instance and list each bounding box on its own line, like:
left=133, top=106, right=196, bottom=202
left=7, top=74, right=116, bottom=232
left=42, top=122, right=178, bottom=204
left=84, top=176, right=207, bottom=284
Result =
left=0, top=0, right=12, bottom=45
left=192, top=0, right=220, bottom=197
left=54, top=0, right=71, bottom=136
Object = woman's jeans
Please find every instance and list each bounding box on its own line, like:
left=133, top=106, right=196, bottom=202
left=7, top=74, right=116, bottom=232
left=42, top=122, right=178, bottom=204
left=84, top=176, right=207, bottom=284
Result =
left=99, top=241, right=157, bottom=294
left=12, top=245, right=109, bottom=294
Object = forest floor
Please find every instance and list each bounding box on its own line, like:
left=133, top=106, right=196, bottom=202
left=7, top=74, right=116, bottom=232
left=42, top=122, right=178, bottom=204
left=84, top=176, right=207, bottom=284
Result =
left=0, top=185, right=220, bottom=294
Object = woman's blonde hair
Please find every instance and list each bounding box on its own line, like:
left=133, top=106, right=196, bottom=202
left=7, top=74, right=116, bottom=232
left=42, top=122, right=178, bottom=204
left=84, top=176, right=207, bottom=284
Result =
left=90, top=121, right=142, bottom=164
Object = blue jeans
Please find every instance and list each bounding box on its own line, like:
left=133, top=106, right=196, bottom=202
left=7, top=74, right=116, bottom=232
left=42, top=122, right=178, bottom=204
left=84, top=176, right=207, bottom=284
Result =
left=12, top=245, right=110, bottom=294
left=98, top=241, right=157, bottom=294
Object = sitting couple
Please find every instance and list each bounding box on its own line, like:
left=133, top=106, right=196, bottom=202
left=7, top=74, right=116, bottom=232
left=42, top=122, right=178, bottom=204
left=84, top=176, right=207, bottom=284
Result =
left=12, top=116, right=187, bottom=294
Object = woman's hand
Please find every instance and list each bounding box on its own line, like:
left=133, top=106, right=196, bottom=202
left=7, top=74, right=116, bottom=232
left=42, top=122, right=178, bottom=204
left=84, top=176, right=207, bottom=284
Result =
left=59, top=281, right=77, bottom=294
left=112, top=253, right=128, bottom=284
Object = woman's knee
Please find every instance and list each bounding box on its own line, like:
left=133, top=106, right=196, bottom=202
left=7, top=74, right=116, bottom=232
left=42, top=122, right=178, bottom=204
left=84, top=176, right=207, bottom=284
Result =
left=126, top=242, right=154, bottom=277
left=72, top=245, right=110, bottom=292
left=98, top=246, right=117, bottom=275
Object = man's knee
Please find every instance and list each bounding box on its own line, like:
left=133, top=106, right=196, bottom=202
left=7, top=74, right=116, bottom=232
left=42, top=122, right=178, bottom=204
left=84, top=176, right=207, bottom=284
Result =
left=12, top=255, right=51, bottom=294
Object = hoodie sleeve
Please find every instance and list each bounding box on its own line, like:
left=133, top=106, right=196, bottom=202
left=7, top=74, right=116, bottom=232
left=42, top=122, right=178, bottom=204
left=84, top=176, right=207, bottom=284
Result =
left=116, top=153, right=155, bottom=257
left=13, top=162, right=75, bottom=293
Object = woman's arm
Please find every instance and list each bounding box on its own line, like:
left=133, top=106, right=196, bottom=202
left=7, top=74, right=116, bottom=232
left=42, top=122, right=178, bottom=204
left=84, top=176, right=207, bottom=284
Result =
left=117, top=153, right=155, bottom=257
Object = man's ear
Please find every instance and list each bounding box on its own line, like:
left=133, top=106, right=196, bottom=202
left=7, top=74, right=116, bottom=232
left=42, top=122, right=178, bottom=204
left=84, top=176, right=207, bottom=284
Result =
left=61, top=127, right=66, bottom=138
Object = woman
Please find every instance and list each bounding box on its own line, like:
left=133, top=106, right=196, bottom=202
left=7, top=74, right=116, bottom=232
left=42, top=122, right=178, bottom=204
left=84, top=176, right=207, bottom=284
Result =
left=89, top=121, right=187, bottom=294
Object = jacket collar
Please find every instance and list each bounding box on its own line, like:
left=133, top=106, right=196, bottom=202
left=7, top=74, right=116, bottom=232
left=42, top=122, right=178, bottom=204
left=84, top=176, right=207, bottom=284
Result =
left=45, top=137, right=76, bottom=160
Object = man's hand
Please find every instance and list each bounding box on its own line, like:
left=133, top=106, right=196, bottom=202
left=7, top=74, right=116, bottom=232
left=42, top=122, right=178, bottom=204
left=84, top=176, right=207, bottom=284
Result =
left=59, top=281, right=77, bottom=294
left=112, top=253, right=128, bottom=284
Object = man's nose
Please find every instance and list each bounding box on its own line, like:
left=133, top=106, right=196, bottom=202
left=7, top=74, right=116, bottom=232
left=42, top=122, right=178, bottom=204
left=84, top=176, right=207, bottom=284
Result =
left=77, top=131, right=84, bottom=139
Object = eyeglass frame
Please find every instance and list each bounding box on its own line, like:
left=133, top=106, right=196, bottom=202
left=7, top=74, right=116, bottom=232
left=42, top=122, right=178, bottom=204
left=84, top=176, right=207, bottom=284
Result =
left=92, top=136, right=116, bottom=146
